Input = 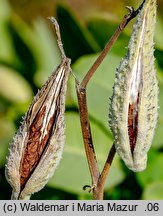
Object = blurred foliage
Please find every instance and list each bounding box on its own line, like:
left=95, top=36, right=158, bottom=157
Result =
left=0, top=0, right=163, bottom=200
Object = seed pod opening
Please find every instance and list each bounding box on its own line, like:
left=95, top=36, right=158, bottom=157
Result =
left=109, top=0, right=158, bottom=172
left=5, top=57, right=71, bottom=199
left=5, top=53, right=71, bottom=199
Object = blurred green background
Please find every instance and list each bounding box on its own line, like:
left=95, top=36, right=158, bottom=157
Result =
left=0, top=0, right=163, bottom=200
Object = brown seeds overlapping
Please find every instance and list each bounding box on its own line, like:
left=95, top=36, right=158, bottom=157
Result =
left=5, top=18, right=71, bottom=199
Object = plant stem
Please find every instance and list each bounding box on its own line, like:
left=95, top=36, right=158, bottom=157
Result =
left=76, top=0, right=146, bottom=200
left=81, top=2, right=144, bottom=89
left=93, top=144, right=116, bottom=199
left=76, top=83, right=100, bottom=186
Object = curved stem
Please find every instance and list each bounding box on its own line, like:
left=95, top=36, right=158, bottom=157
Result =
left=76, top=0, right=146, bottom=200
left=76, top=84, right=100, bottom=186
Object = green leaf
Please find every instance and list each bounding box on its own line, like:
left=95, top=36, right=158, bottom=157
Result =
left=0, top=117, right=15, bottom=167
left=32, top=18, right=61, bottom=86
left=87, top=17, right=130, bottom=56
left=142, top=181, right=163, bottom=199
left=136, top=150, right=163, bottom=188
left=48, top=112, right=125, bottom=195
left=152, top=63, right=163, bottom=149
left=2, top=14, right=66, bottom=96
left=0, top=65, right=33, bottom=103
left=56, top=3, right=101, bottom=62
left=155, top=14, right=163, bottom=51
left=0, top=0, right=18, bottom=64
left=71, top=53, right=122, bottom=131
left=8, top=15, right=61, bottom=89
left=8, top=19, right=37, bottom=82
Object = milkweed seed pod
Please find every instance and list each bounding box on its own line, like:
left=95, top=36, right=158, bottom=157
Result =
left=5, top=18, right=71, bottom=199
left=109, top=0, right=158, bottom=172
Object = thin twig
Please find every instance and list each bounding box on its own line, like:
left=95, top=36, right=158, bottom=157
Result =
left=76, top=84, right=100, bottom=186
left=93, top=144, right=116, bottom=199
left=48, top=16, right=66, bottom=58
left=76, top=0, right=146, bottom=200
left=80, top=1, right=145, bottom=89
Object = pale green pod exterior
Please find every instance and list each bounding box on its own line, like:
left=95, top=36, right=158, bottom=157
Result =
left=109, top=0, right=158, bottom=172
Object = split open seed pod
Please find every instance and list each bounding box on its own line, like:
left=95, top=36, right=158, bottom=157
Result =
left=109, top=0, right=158, bottom=172
left=5, top=18, right=71, bottom=199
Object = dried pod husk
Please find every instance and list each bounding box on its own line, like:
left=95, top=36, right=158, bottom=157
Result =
left=109, top=0, right=158, bottom=172
left=5, top=57, right=71, bottom=199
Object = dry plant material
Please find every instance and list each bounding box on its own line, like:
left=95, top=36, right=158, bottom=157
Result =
left=5, top=17, right=71, bottom=199
left=75, top=1, right=146, bottom=200
left=109, top=0, right=158, bottom=172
